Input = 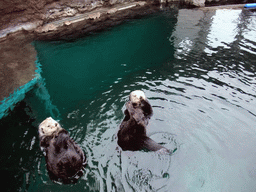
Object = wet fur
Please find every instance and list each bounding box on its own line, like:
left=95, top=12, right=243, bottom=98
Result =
left=39, top=118, right=86, bottom=184
left=118, top=91, right=169, bottom=152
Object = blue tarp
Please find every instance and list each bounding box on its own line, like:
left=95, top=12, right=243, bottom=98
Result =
left=244, top=3, right=256, bottom=8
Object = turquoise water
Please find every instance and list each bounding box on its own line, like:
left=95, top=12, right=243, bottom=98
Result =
left=1, top=8, right=256, bottom=191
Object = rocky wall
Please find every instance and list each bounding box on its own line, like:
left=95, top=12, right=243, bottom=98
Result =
left=0, top=0, right=137, bottom=31
left=1, top=0, right=254, bottom=32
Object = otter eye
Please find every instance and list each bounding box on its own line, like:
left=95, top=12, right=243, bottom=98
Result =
left=55, top=123, right=57, bottom=127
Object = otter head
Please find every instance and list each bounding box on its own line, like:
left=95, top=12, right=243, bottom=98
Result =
left=129, top=90, right=147, bottom=108
left=38, top=117, right=63, bottom=138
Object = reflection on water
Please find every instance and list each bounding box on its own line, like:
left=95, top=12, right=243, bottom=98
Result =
left=1, top=7, right=256, bottom=191
left=207, top=9, right=242, bottom=49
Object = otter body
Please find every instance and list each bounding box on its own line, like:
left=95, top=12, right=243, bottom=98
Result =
left=117, top=90, right=169, bottom=153
left=39, top=117, right=86, bottom=184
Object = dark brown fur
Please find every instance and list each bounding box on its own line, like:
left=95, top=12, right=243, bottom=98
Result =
left=118, top=98, right=169, bottom=153
left=40, top=129, right=86, bottom=184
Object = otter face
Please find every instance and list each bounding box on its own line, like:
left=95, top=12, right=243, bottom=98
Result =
left=129, top=90, right=146, bottom=107
left=39, top=117, right=63, bottom=138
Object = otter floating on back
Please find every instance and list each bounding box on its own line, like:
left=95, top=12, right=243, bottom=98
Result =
left=117, top=90, right=170, bottom=153
left=39, top=117, right=86, bottom=184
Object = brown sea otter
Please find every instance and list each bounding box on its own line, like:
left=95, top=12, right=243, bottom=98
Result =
left=117, top=90, right=170, bottom=153
left=39, top=117, right=86, bottom=184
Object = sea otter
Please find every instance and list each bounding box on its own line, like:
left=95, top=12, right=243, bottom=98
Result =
left=39, top=117, right=86, bottom=184
left=117, top=90, right=170, bottom=153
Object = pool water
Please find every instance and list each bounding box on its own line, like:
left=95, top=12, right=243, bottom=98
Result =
left=1, top=7, right=256, bottom=191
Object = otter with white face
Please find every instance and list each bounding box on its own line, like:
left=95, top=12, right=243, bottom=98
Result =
left=117, top=90, right=170, bottom=153
left=39, top=117, right=63, bottom=138
left=129, top=90, right=146, bottom=105
left=39, top=117, right=86, bottom=184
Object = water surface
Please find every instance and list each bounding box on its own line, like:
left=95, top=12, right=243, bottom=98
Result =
left=1, top=8, right=256, bottom=191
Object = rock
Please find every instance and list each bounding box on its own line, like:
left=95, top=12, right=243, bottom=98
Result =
left=64, top=21, right=72, bottom=26
left=35, top=23, right=57, bottom=33
left=165, top=0, right=206, bottom=6
left=45, top=23, right=57, bottom=31
left=45, top=8, right=62, bottom=19
left=192, top=0, right=205, bottom=6
left=137, top=1, right=147, bottom=6
left=88, top=12, right=101, bottom=20
left=63, top=7, right=78, bottom=17
left=109, top=0, right=118, bottom=5
left=45, top=7, right=78, bottom=20
left=107, top=8, right=118, bottom=14
left=78, top=7, right=89, bottom=12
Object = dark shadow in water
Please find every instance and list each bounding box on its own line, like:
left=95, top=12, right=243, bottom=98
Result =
left=0, top=101, right=41, bottom=191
